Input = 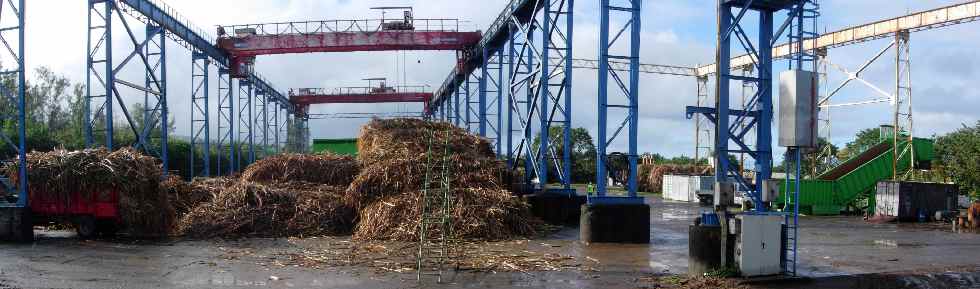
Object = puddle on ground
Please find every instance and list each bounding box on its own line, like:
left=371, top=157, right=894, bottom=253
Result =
left=873, top=239, right=927, bottom=248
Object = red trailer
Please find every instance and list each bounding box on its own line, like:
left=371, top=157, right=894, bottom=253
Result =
left=29, top=189, right=121, bottom=238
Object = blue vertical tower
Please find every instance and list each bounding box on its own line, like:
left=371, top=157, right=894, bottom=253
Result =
left=594, top=0, right=643, bottom=204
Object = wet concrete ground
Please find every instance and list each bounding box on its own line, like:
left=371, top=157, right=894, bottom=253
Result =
left=1, top=196, right=980, bottom=288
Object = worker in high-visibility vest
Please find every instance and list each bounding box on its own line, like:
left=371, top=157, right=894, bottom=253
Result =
left=586, top=182, right=595, bottom=196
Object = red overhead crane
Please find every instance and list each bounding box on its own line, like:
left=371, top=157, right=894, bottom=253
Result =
left=217, top=8, right=481, bottom=77
left=290, top=79, right=433, bottom=116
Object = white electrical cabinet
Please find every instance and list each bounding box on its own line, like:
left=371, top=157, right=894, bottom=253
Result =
left=778, top=70, right=818, bottom=148
left=735, top=214, right=783, bottom=277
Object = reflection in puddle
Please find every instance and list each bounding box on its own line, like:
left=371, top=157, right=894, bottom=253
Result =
left=873, top=239, right=926, bottom=248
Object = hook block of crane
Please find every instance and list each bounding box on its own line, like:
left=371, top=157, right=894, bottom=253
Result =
left=216, top=7, right=482, bottom=78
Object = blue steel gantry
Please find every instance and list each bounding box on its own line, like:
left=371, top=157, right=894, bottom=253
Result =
left=687, top=0, right=808, bottom=209
left=86, top=0, right=301, bottom=178
left=0, top=0, right=27, bottom=208
left=429, top=0, right=577, bottom=194
left=685, top=0, right=817, bottom=276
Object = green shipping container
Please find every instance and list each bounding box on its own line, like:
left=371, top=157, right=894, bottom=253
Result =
left=312, top=138, right=358, bottom=156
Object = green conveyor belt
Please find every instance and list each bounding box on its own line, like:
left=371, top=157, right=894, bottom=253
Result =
left=774, top=137, right=933, bottom=215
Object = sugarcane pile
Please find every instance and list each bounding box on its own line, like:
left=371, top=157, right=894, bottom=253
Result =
left=162, top=176, right=235, bottom=217
left=241, top=153, right=359, bottom=186
left=347, top=118, right=540, bottom=241
left=177, top=181, right=353, bottom=238
left=356, top=118, right=494, bottom=163
left=6, top=148, right=175, bottom=237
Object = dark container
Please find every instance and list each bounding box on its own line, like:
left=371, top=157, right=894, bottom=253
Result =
left=875, top=181, right=958, bottom=222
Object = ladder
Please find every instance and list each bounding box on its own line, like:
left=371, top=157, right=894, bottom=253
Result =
left=782, top=148, right=802, bottom=276
left=417, top=129, right=454, bottom=283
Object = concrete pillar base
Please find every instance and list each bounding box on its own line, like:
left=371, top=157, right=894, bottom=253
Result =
left=580, top=203, right=650, bottom=243
left=525, top=191, right=586, bottom=226
left=0, top=207, right=33, bottom=242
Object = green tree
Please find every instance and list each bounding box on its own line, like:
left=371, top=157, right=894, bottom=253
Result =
left=838, top=127, right=885, bottom=161
left=775, top=137, right=838, bottom=177
left=531, top=127, right=597, bottom=183
left=934, top=121, right=980, bottom=198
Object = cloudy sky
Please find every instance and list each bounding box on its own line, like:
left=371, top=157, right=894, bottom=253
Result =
left=22, top=0, right=980, bottom=160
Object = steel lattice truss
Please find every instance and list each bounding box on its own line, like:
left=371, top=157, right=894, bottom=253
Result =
left=87, top=2, right=171, bottom=173
left=254, top=86, right=268, bottom=160
left=238, top=79, right=254, bottom=166
left=481, top=45, right=506, bottom=156
left=190, top=51, right=210, bottom=177
left=87, top=0, right=306, bottom=181
left=216, top=68, right=236, bottom=174
left=502, top=0, right=574, bottom=191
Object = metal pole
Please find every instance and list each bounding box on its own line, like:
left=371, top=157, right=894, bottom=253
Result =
left=105, top=2, right=115, bottom=149
left=562, top=0, right=574, bottom=188
left=496, top=46, right=504, bottom=157
left=596, top=0, right=610, bottom=196
left=627, top=0, right=641, bottom=197
left=246, top=81, right=255, bottom=165
left=480, top=46, right=489, bottom=137
left=454, top=80, right=460, bottom=127
left=507, top=26, right=516, bottom=167
left=525, top=27, right=535, bottom=191
left=756, top=10, right=774, bottom=198
left=15, top=0, right=27, bottom=206
left=465, top=75, right=472, bottom=132
left=714, top=1, right=732, bottom=188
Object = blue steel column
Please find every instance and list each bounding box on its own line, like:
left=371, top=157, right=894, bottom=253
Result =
left=496, top=46, right=505, bottom=157
left=256, top=87, right=268, bottom=159
left=595, top=0, right=642, bottom=200
left=453, top=80, right=461, bottom=127
left=626, top=0, right=640, bottom=197
left=756, top=10, right=774, bottom=196
left=143, top=24, right=168, bottom=174
left=217, top=68, right=235, bottom=174
left=273, top=102, right=280, bottom=154
left=714, top=2, right=732, bottom=191
left=464, top=75, right=472, bottom=132
left=190, top=51, right=211, bottom=177
left=479, top=47, right=489, bottom=137
left=539, top=0, right=574, bottom=189
left=238, top=78, right=254, bottom=166
left=539, top=0, right=552, bottom=188
left=524, top=29, right=535, bottom=190
left=562, top=0, right=574, bottom=188
left=86, top=0, right=114, bottom=149
left=506, top=26, right=517, bottom=167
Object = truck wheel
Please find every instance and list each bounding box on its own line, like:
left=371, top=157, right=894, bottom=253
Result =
left=75, top=216, right=97, bottom=239
left=96, top=220, right=118, bottom=237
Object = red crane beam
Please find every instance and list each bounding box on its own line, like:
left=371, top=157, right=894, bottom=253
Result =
left=290, top=90, right=433, bottom=115
left=290, top=92, right=431, bottom=104
left=218, top=31, right=482, bottom=57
